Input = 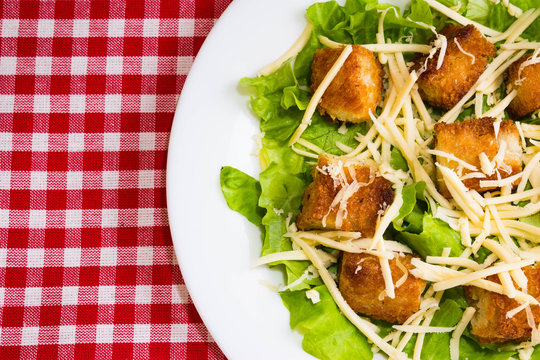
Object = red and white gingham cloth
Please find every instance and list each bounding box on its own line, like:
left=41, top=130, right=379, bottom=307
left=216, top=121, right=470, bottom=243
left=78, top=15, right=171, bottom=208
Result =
left=0, top=1, right=231, bottom=358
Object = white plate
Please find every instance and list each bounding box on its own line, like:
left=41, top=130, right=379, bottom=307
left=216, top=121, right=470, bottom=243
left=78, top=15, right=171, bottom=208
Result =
left=167, top=0, right=402, bottom=358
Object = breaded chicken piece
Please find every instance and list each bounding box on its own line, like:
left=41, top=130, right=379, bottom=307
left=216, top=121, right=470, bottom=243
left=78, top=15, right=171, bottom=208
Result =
left=296, top=154, right=394, bottom=236
left=465, top=265, right=540, bottom=344
left=412, top=24, right=496, bottom=109
left=339, top=252, right=427, bottom=323
left=311, top=45, right=383, bottom=123
left=507, top=54, right=540, bottom=119
left=434, top=117, right=522, bottom=197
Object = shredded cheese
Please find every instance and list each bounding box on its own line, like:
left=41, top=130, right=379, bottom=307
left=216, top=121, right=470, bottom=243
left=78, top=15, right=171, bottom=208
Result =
left=454, top=37, right=475, bottom=64
left=306, top=289, right=321, bottom=304
left=393, top=325, right=455, bottom=333
left=450, top=307, right=476, bottom=360
left=431, top=259, right=534, bottom=292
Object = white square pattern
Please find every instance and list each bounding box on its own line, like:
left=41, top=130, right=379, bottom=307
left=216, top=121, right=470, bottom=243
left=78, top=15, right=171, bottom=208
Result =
left=102, top=171, right=119, bottom=190
left=133, top=324, right=151, bottom=343
left=106, top=56, right=123, bottom=75
left=33, top=95, right=51, bottom=113
left=0, top=95, right=15, bottom=113
left=21, top=327, right=40, bottom=346
left=104, top=94, right=122, bottom=113
left=138, top=208, right=154, bottom=227
left=72, top=19, right=90, bottom=38
left=29, top=210, right=47, bottom=229
left=96, top=324, right=114, bottom=344
left=71, top=57, right=88, bottom=75
left=143, top=19, right=160, bottom=37
left=68, top=133, right=84, bottom=152
left=37, top=19, right=54, bottom=37
left=62, top=286, right=79, bottom=305
left=101, top=208, right=118, bottom=228
left=140, top=95, right=156, bottom=113
left=0, top=209, right=8, bottom=227
left=138, top=170, right=154, bottom=189
left=35, top=57, right=52, bottom=75
left=98, top=286, right=115, bottom=305
left=103, top=132, right=120, bottom=151
left=99, top=247, right=117, bottom=267
left=170, top=324, right=188, bottom=342
left=108, top=19, right=125, bottom=37
left=65, top=209, right=83, bottom=228
left=32, top=133, right=49, bottom=152
left=30, top=171, right=47, bottom=190
left=0, top=171, right=10, bottom=190
left=70, top=94, right=86, bottom=113
left=1, top=19, right=19, bottom=37
left=58, top=325, right=76, bottom=345
left=141, top=56, right=158, bottom=75
left=24, top=287, right=42, bottom=306
left=138, top=132, right=155, bottom=151
left=64, top=248, right=82, bottom=267
left=0, top=133, right=12, bottom=151
left=177, top=19, right=194, bottom=37
left=27, top=248, right=45, bottom=268
left=135, top=285, right=152, bottom=304
left=0, top=57, right=16, bottom=75
left=136, top=247, right=153, bottom=266
left=66, top=171, right=83, bottom=190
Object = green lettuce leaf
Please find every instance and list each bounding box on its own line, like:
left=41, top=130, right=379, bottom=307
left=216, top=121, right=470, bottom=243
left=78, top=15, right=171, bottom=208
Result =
left=520, top=213, right=540, bottom=227
left=281, top=285, right=373, bottom=360
left=300, top=116, right=367, bottom=155
left=220, top=166, right=265, bottom=226
left=239, top=59, right=296, bottom=96
left=398, top=214, right=464, bottom=257
left=390, top=146, right=409, bottom=172
left=393, top=181, right=426, bottom=233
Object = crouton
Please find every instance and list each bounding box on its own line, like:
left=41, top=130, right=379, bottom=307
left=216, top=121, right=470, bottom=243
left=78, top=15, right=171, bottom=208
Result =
left=339, top=252, right=427, bottom=323
left=311, top=45, right=383, bottom=123
left=296, top=154, right=394, bottom=236
left=507, top=54, right=540, bottom=119
left=434, top=117, right=522, bottom=197
left=412, top=24, right=496, bottom=109
left=464, top=265, right=540, bottom=344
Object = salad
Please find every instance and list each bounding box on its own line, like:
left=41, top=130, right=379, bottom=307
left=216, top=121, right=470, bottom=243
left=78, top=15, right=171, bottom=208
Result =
left=220, top=0, right=540, bottom=359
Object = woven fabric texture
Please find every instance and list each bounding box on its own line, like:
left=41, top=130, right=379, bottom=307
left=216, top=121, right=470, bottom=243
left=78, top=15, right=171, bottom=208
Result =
left=0, top=1, right=231, bottom=358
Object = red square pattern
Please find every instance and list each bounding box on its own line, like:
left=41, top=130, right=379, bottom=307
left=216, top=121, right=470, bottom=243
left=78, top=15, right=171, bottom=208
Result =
left=0, top=1, right=231, bottom=359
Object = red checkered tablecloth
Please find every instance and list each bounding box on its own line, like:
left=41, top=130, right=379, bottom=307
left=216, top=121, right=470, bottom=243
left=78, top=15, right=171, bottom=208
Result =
left=0, top=1, right=231, bottom=358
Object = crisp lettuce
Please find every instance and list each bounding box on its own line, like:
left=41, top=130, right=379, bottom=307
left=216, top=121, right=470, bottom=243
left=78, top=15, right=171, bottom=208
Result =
left=281, top=285, right=374, bottom=360
left=220, top=166, right=265, bottom=226
left=398, top=214, right=464, bottom=258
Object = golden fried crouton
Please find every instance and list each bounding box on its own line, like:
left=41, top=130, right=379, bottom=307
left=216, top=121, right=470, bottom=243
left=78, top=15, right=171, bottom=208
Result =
left=507, top=54, right=540, bottom=119
left=296, top=154, right=394, bottom=236
left=339, top=252, right=427, bottom=323
left=413, top=24, right=496, bottom=109
left=464, top=265, right=540, bottom=344
left=311, top=45, right=383, bottom=123
left=434, top=117, right=522, bottom=197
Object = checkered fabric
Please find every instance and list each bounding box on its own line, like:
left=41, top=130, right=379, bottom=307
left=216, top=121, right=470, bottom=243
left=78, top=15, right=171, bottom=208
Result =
left=0, top=1, right=231, bottom=359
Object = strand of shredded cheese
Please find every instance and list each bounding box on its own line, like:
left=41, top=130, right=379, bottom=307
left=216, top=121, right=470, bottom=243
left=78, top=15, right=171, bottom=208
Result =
left=450, top=307, right=476, bottom=360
